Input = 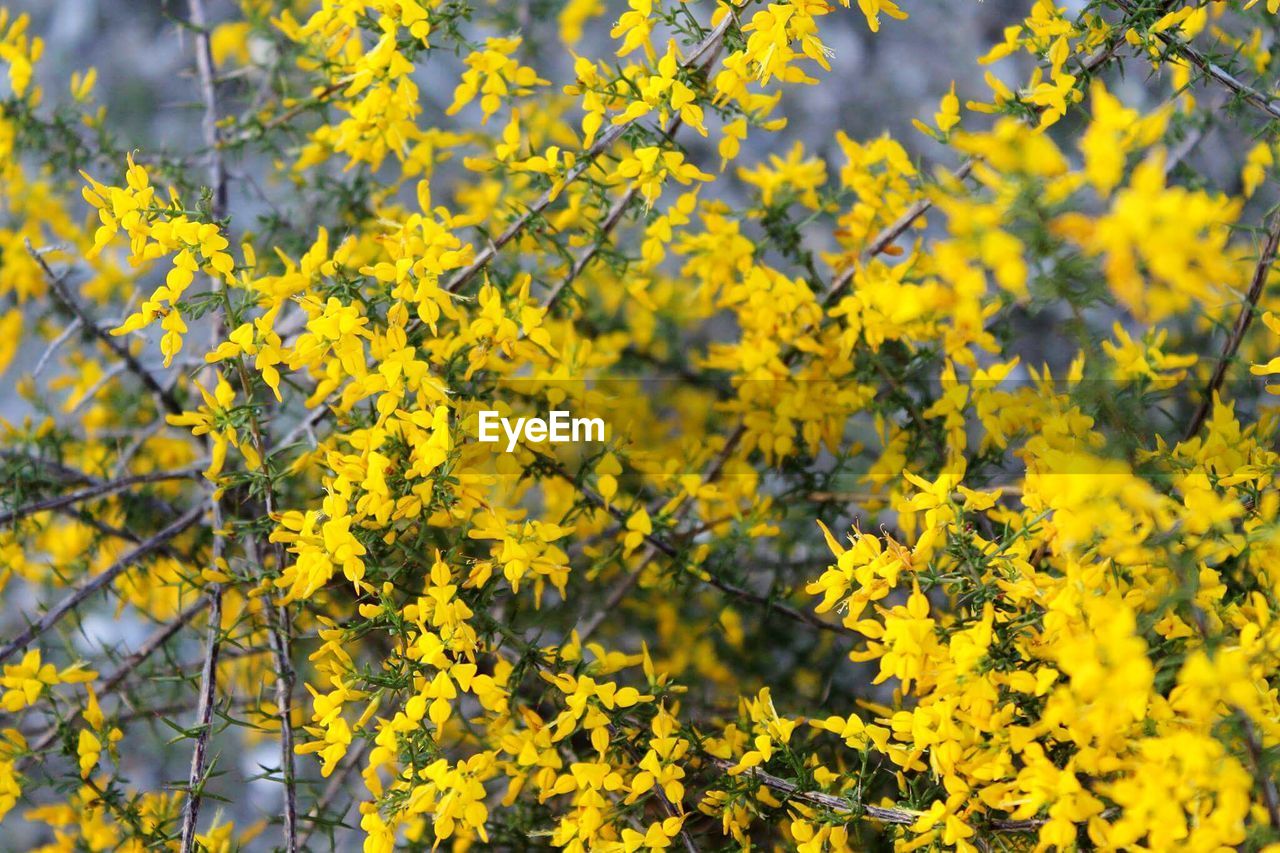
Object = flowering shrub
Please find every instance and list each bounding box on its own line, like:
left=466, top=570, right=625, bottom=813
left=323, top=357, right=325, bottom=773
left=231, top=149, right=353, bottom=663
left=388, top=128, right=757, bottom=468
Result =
left=2, top=0, right=1280, bottom=850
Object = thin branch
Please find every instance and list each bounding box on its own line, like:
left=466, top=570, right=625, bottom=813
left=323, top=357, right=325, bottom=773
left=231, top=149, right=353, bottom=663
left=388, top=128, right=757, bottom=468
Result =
left=538, top=26, right=729, bottom=313
left=0, top=451, right=95, bottom=485
left=296, top=738, right=372, bottom=848
left=52, top=506, right=189, bottom=562
left=0, top=501, right=207, bottom=666
left=823, top=159, right=977, bottom=308
left=616, top=732, right=700, bottom=853
left=276, top=400, right=331, bottom=451
left=231, top=364, right=299, bottom=850
left=431, top=13, right=735, bottom=302
left=223, top=78, right=351, bottom=147
left=574, top=161, right=980, bottom=641
left=187, top=0, right=227, bottom=220
left=1184, top=212, right=1280, bottom=440
left=19, top=597, right=212, bottom=769
left=706, top=758, right=1050, bottom=833
left=25, top=239, right=185, bottom=418
left=179, top=6, right=227, bottom=847
left=560, top=463, right=855, bottom=640
left=1113, top=0, right=1280, bottom=123
left=0, top=466, right=202, bottom=526
left=102, top=600, right=211, bottom=695
left=576, top=555, right=649, bottom=642
left=542, top=184, right=640, bottom=311
left=1164, top=121, right=1207, bottom=176
left=262, top=568, right=299, bottom=852
left=32, top=316, right=82, bottom=378
left=179, top=585, right=223, bottom=853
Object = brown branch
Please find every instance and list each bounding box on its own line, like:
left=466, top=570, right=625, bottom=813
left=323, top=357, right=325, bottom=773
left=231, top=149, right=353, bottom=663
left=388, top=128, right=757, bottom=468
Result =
left=823, top=159, right=977, bottom=308
left=0, top=466, right=202, bottom=527
left=25, top=239, right=185, bottom=418
left=1113, top=0, right=1280, bottom=123
left=0, top=502, right=207, bottom=665
left=179, top=585, right=223, bottom=853
left=1184, top=212, right=1280, bottom=440
left=264, top=585, right=299, bottom=852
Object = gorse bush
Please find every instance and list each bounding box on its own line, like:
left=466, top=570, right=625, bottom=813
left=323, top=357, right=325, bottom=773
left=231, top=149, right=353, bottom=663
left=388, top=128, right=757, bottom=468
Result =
left=2, top=0, right=1280, bottom=849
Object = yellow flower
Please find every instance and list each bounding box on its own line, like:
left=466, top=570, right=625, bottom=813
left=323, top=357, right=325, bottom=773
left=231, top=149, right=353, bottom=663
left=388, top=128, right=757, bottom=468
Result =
left=609, top=146, right=713, bottom=206
left=0, top=651, right=94, bottom=712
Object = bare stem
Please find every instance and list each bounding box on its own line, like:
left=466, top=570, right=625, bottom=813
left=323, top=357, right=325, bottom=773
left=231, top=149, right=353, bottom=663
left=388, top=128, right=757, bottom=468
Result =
left=180, top=5, right=229, bottom=848
left=179, top=585, right=223, bottom=853
left=0, top=502, right=207, bottom=666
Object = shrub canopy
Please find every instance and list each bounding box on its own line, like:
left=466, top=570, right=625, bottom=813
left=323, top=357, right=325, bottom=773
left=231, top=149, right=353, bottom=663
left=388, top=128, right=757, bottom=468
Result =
left=1, top=0, right=1280, bottom=850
